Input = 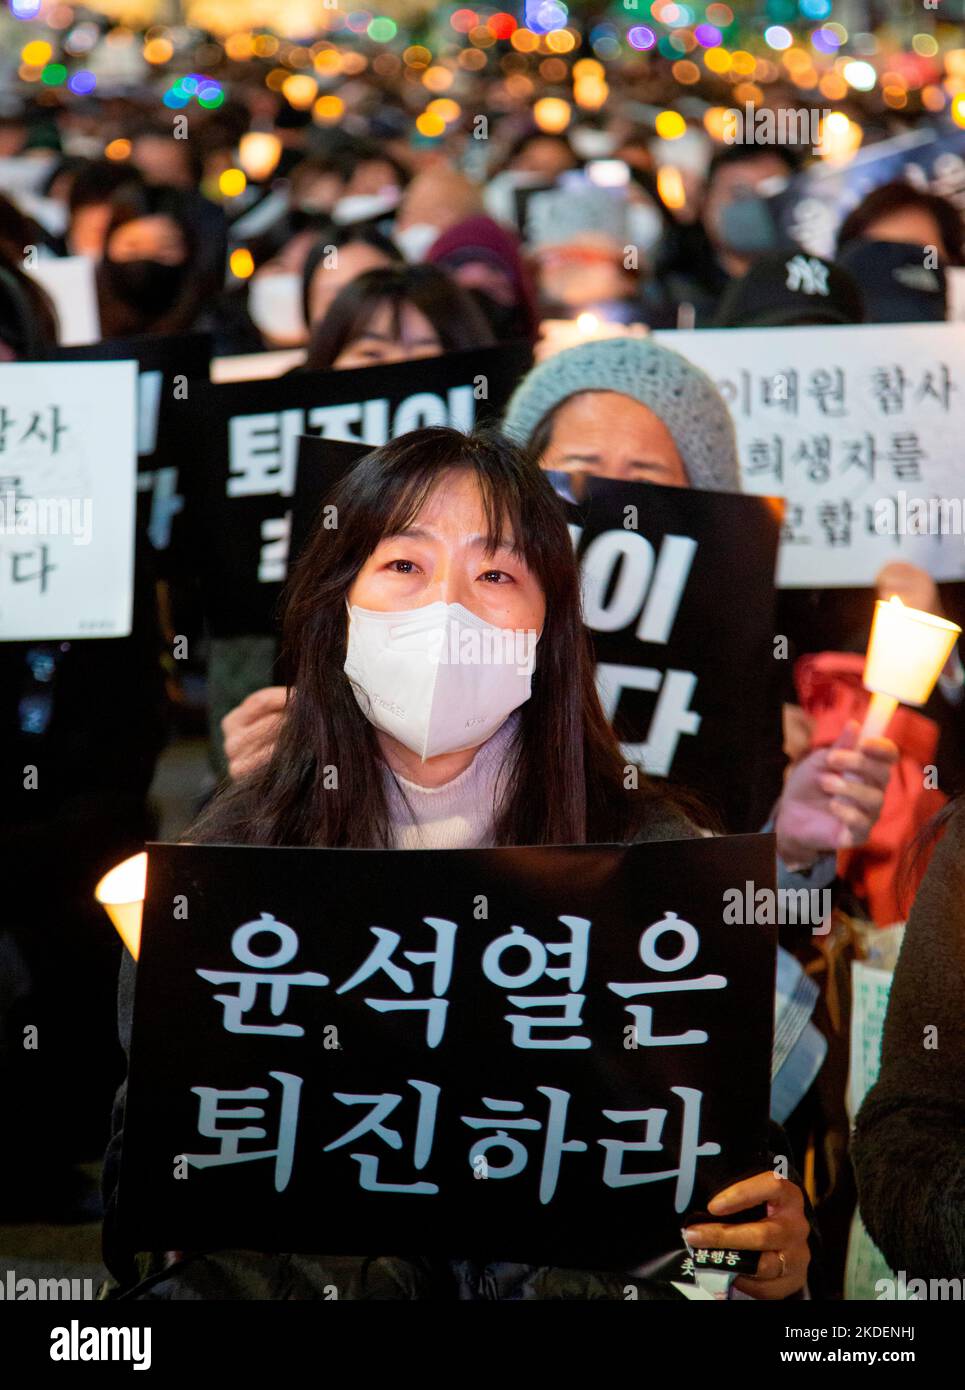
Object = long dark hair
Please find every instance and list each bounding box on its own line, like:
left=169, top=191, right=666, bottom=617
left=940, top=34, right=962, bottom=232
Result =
left=304, top=263, right=494, bottom=371
left=300, top=222, right=402, bottom=327
left=97, top=183, right=218, bottom=336
left=190, top=427, right=681, bottom=849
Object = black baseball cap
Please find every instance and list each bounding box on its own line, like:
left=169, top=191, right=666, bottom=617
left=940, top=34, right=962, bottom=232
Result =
left=714, top=248, right=865, bottom=328
left=836, top=238, right=947, bottom=323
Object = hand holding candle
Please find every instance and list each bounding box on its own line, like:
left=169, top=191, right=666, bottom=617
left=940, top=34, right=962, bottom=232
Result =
left=860, top=595, right=961, bottom=742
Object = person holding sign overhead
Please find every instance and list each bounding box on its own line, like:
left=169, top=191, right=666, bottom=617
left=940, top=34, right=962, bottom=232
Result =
left=104, top=427, right=897, bottom=1301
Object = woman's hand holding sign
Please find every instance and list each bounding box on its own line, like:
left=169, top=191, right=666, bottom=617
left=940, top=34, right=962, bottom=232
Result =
left=683, top=1171, right=811, bottom=1299
left=222, top=686, right=287, bottom=781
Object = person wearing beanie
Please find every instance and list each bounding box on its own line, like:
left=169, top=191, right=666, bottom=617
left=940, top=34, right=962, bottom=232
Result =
left=426, top=213, right=540, bottom=343
left=713, top=249, right=865, bottom=329
left=501, top=334, right=741, bottom=494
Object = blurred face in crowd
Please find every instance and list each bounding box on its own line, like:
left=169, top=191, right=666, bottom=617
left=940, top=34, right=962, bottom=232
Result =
left=344, top=158, right=403, bottom=198
left=536, top=242, right=635, bottom=309
left=348, top=468, right=546, bottom=638
left=307, top=241, right=396, bottom=325
left=69, top=202, right=113, bottom=259
left=859, top=206, right=952, bottom=261
left=540, top=390, right=688, bottom=488
left=702, top=152, right=789, bottom=252
left=293, top=165, right=344, bottom=214
left=333, top=298, right=442, bottom=369
left=447, top=258, right=516, bottom=307
left=509, top=137, right=577, bottom=180
left=105, top=214, right=187, bottom=266
left=131, top=135, right=195, bottom=189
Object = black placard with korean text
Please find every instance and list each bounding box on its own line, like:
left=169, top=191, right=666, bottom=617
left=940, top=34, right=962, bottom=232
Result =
left=176, top=341, right=533, bottom=637
left=117, top=833, right=775, bottom=1265
left=565, top=476, right=784, bottom=833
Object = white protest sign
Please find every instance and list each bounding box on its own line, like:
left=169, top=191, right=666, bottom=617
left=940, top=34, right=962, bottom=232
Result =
left=0, top=360, right=137, bottom=640
left=844, top=958, right=897, bottom=1300
left=654, top=323, right=965, bottom=588
left=25, top=255, right=101, bottom=346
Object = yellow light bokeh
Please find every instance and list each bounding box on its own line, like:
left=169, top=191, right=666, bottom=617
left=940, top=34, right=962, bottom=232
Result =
left=546, top=29, right=575, bottom=54
left=952, top=93, right=965, bottom=127
left=313, top=94, right=345, bottom=123
left=655, top=110, right=687, bottom=140
left=427, top=98, right=461, bottom=124
left=704, top=47, right=731, bottom=74
left=143, top=37, right=173, bottom=65
left=511, top=28, right=540, bottom=53
left=105, top=138, right=132, bottom=161
left=656, top=165, right=686, bottom=211
left=281, top=73, right=318, bottom=109
left=218, top=168, right=247, bottom=198
left=573, top=58, right=604, bottom=80
left=819, top=74, right=849, bottom=101
left=703, top=106, right=729, bottom=140
left=730, top=50, right=756, bottom=77
left=415, top=111, right=446, bottom=138
left=574, top=76, right=608, bottom=109
left=225, top=32, right=253, bottom=61
left=313, top=48, right=342, bottom=76
left=229, top=248, right=255, bottom=279
left=423, top=64, right=454, bottom=92
left=533, top=96, right=572, bottom=133
left=22, top=41, right=53, bottom=66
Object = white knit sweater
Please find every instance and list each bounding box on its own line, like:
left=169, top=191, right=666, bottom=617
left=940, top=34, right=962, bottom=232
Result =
left=383, top=713, right=520, bottom=850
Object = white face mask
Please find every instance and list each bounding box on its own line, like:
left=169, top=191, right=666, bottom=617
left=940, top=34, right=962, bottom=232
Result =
left=247, top=271, right=307, bottom=345
left=394, top=222, right=441, bottom=263
left=344, top=600, right=538, bottom=761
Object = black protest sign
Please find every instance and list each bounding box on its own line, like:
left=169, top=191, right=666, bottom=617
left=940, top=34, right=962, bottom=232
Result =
left=51, top=334, right=212, bottom=558
left=288, top=435, right=369, bottom=573
left=567, top=477, right=784, bottom=833
left=177, top=341, right=533, bottom=637
left=117, top=834, right=776, bottom=1266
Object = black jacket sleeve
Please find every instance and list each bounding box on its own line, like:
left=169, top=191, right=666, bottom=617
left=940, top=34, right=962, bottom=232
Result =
left=852, top=808, right=965, bottom=1280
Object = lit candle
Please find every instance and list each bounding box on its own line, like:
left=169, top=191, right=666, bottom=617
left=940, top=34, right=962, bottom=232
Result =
left=95, top=852, right=147, bottom=960
left=860, top=595, right=961, bottom=740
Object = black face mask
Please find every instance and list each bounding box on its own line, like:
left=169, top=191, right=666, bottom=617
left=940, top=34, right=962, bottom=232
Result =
left=102, top=258, right=186, bottom=318
left=467, top=288, right=526, bottom=342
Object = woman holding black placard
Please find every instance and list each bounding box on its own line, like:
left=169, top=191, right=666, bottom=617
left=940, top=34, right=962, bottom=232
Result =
left=103, top=428, right=896, bottom=1300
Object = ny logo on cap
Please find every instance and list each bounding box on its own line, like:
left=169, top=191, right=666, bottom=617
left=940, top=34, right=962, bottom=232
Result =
left=785, top=254, right=830, bottom=297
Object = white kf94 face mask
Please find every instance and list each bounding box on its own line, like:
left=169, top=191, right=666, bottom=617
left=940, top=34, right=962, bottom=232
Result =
left=344, top=601, right=539, bottom=761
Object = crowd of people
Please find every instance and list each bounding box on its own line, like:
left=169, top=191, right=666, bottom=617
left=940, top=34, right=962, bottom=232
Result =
left=1, top=8, right=965, bottom=1307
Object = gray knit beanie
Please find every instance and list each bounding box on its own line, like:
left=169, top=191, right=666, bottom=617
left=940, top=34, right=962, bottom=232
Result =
left=502, top=335, right=741, bottom=492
